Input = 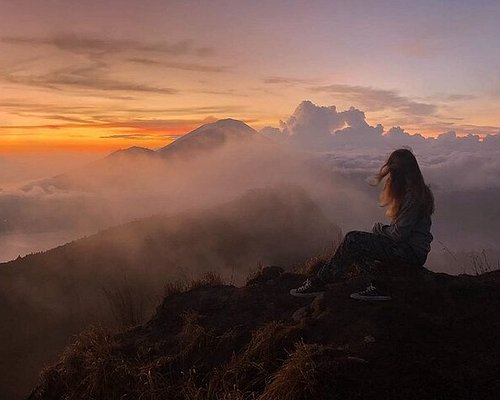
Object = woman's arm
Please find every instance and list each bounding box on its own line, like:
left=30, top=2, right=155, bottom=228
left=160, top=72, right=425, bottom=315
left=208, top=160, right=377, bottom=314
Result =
left=372, top=222, right=386, bottom=235
left=377, top=192, right=421, bottom=242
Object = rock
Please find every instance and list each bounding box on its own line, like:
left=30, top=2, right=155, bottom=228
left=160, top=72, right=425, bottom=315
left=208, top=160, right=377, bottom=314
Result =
left=310, top=293, right=325, bottom=316
left=292, top=306, right=309, bottom=322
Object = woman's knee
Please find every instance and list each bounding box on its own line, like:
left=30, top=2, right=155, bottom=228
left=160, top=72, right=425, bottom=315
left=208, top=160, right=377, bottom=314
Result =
left=344, top=230, right=366, bottom=243
left=342, top=230, right=373, bottom=251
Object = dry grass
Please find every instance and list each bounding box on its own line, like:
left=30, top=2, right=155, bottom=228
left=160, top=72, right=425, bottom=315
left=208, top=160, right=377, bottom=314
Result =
left=102, top=271, right=227, bottom=332
left=299, top=243, right=338, bottom=276
left=245, top=321, right=300, bottom=362
left=259, top=340, right=368, bottom=400
left=470, top=249, right=500, bottom=275
left=164, top=271, right=226, bottom=299
left=245, top=262, right=265, bottom=286
left=205, top=321, right=302, bottom=399
left=301, top=254, right=329, bottom=276
left=178, top=310, right=214, bottom=360
left=296, top=233, right=342, bottom=276
left=188, top=271, right=225, bottom=290
left=438, top=240, right=500, bottom=275
left=32, top=313, right=237, bottom=400
left=164, top=271, right=226, bottom=296
left=259, top=342, right=329, bottom=400
left=259, top=342, right=320, bottom=400
left=33, top=327, right=141, bottom=400
left=164, top=280, right=189, bottom=297
left=102, top=281, right=145, bottom=329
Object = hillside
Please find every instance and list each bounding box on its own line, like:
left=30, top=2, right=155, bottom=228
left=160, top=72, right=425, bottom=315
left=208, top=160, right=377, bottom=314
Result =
left=28, top=265, right=500, bottom=400
left=0, top=186, right=339, bottom=400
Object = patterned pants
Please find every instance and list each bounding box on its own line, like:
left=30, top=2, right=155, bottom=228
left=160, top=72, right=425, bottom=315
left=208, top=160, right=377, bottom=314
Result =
left=317, top=230, right=419, bottom=283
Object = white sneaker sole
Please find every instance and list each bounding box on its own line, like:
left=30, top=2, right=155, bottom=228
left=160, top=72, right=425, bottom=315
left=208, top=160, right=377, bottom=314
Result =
left=350, top=293, right=392, bottom=301
left=290, top=288, right=325, bottom=297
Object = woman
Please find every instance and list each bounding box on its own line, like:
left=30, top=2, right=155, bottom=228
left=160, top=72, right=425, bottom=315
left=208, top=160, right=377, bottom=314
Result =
left=290, top=148, right=434, bottom=301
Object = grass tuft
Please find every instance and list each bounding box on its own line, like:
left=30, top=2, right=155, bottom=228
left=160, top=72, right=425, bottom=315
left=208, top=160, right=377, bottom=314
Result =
left=259, top=341, right=323, bottom=400
left=32, top=327, right=141, bottom=400
left=188, top=271, right=225, bottom=290
left=102, top=279, right=145, bottom=329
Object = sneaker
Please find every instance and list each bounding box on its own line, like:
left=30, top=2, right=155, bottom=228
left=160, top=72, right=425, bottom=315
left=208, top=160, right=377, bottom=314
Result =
left=350, top=284, right=391, bottom=301
left=290, top=277, right=326, bottom=297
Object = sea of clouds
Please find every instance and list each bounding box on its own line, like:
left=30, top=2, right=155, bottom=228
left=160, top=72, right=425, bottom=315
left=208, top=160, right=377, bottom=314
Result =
left=1, top=100, right=499, bottom=274
left=262, top=100, right=500, bottom=191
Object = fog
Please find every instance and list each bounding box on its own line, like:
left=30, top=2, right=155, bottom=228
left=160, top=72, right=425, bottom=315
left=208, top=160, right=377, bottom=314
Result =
left=2, top=105, right=500, bottom=274
left=0, top=136, right=352, bottom=398
left=0, top=151, right=102, bottom=186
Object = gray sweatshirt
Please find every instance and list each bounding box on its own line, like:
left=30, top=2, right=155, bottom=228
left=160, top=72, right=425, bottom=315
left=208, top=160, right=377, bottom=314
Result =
left=373, top=189, right=433, bottom=265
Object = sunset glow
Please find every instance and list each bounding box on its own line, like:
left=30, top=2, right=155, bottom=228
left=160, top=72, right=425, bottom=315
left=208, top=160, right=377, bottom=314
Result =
left=1, top=0, right=500, bottom=152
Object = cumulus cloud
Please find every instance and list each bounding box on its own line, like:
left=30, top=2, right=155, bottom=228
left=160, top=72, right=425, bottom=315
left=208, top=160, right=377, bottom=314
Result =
left=262, top=100, right=500, bottom=190
left=262, top=100, right=384, bottom=150
left=274, top=101, right=345, bottom=148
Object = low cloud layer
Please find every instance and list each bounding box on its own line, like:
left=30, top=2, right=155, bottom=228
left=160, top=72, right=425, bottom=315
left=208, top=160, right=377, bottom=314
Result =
left=262, top=100, right=500, bottom=190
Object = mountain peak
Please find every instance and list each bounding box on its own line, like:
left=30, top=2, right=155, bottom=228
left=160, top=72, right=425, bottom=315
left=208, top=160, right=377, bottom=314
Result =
left=209, top=118, right=254, bottom=129
left=108, top=146, right=156, bottom=158
left=182, top=118, right=257, bottom=136
left=157, top=118, right=260, bottom=156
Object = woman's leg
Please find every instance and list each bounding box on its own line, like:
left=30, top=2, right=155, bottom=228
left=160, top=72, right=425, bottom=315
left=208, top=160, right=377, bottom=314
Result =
left=317, top=230, right=405, bottom=283
left=291, top=230, right=414, bottom=297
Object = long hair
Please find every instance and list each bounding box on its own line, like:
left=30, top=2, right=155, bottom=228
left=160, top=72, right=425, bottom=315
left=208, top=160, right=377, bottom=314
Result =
left=375, top=148, right=434, bottom=220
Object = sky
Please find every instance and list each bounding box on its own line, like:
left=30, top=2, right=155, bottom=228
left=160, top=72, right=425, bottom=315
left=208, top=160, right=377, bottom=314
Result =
left=1, top=0, right=500, bottom=153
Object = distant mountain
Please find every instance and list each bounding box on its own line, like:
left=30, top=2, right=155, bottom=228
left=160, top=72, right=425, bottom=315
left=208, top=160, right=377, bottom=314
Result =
left=157, top=118, right=265, bottom=158
left=21, top=145, right=160, bottom=193
left=107, top=145, right=158, bottom=159
left=24, top=119, right=266, bottom=193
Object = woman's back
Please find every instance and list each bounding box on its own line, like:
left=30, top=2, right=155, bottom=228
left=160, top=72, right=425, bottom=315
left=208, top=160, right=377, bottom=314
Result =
left=381, top=188, right=433, bottom=265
